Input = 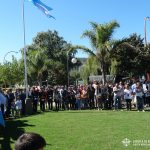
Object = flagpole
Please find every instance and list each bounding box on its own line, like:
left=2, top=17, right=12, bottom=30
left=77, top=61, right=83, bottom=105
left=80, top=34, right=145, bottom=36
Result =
left=144, top=18, right=147, bottom=46
left=22, top=0, right=28, bottom=98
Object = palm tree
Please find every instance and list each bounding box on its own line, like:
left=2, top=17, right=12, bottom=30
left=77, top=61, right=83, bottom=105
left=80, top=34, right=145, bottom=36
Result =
left=27, top=49, right=49, bottom=86
left=81, top=20, right=120, bottom=84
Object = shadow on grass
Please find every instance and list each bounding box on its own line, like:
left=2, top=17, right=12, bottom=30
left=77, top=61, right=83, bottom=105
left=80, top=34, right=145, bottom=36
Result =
left=57, top=109, right=150, bottom=113
left=57, top=110, right=109, bottom=114
left=0, top=119, right=35, bottom=150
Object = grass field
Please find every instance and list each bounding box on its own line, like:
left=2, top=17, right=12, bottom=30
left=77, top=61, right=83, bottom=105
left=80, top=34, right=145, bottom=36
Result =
left=1, top=110, right=150, bottom=150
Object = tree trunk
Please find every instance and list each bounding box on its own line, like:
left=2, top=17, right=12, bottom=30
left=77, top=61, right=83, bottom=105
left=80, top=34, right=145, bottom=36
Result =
left=101, top=60, right=106, bottom=85
left=38, top=78, right=42, bottom=87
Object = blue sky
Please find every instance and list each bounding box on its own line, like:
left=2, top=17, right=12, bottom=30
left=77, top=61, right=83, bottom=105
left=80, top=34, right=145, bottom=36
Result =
left=0, top=0, right=150, bottom=63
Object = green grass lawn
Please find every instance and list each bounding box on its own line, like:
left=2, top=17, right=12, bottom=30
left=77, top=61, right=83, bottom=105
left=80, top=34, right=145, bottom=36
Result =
left=1, top=110, right=150, bottom=150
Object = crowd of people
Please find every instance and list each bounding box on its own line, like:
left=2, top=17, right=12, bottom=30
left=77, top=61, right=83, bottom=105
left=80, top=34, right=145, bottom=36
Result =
left=0, top=79, right=150, bottom=118
left=0, top=79, right=150, bottom=150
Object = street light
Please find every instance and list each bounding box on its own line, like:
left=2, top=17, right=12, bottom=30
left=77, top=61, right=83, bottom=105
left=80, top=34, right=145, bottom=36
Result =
left=3, top=51, right=19, bottom=64
left=144, top=16, right=150, bottom=46
left=71, top=58, right=78, bottom=86
left=67, top=54, right=77, bottom=88
left=71, top=58, right=77, bottom=64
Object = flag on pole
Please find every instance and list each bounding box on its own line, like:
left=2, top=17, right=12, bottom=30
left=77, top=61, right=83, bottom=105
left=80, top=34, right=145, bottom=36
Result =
left=29, top=0, right=55, bottom=19
left=146, top=16, right=150, bottom=20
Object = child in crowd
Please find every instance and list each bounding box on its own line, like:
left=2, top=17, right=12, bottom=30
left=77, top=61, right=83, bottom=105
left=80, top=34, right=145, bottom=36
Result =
left=15, top=96, right=22, bottom=117
left=11, top=100, right=16, bottom=117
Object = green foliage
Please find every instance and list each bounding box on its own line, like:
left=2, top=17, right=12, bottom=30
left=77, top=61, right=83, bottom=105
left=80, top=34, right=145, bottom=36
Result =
left=81, top=20, right=120, bottom=84
left=27, top=49, right=49, bottom=86
left=47, top=60, right=68, bottom=85
left=32, top=30, right=68, bottom=62
left=110, top=59, right=118, bottom=75
left=2, top=26, right=150, bottom=87
left=0, top=56, right=24, bottom=88
left=80, top=56, right=99, bottom=83
left=69, top=66, right=81, bottom=85
left=26, top=30, right=80, bottom=85
left=110, top=33, right=150, bottom=76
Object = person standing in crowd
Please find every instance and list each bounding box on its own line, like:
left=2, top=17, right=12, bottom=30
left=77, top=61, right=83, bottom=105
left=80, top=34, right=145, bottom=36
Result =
left=119, top=81, right=125, bottom=107
left=62, top=87, right=68, bottom=110
left=75, top=88, right=81, bottom=110
left=0, top=88, right=6, bottom=127
left=80, top=86, right=88, bottom=109
left=133, top=82, right=145, bottom=112
left=101, top=83, right=109, bottom=109
left=15, top=96, right=22, bottom=118
left=31, top=87, right=39, bottom=113
left=53, top=87, right=60, bottom=111
left=68, top=87, right=76, bottom=110
left=145, top=81, right=150, bottom=107
left=0, top=89, right=6, bottom=121
left=107, top=83, right=113, bottom=109
left=87, top=83, right=95, bottom=109
left=96, top=83, right=103, bottom=110
left=11, top=99, right=16, bottom=118
left=124, top=84, right=133, bottom=111
left=59, top=86, right=64, bottom=110
left=131, top=79, right=137, bottom=106
left=47, top=86, right=53, bottom=111
left=67, top=87, right=72, bottom=110
left=5, top=89, right=15, bottom=118
left=113, top=83, right=121, bottom=110
left=39, top=87, right=46, bottom=112
left=92, top=80, right=98, bottom=108
left=19, top=89, right=26, bottom=116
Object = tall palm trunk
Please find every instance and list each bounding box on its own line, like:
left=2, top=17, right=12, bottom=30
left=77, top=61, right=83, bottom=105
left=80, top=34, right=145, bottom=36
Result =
left=38, top=79, right=42, bottom=87
left=100, top=59, right=106, bottom=85
left=38, top=74, right=43, bottom=87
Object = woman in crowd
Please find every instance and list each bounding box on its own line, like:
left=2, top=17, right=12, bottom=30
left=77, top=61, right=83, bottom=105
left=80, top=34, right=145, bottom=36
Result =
left=124, top=84, right=133, bottom=111
left=133, top=82, right=145, bottom=112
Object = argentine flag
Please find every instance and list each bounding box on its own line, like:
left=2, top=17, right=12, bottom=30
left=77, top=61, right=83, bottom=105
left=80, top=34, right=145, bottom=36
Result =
left=29, top=0, right=55, bottom=19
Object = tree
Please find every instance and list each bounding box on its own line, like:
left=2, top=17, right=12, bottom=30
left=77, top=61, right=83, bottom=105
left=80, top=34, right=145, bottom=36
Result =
left=31, top=30, right=68, bottom=62
left=0, top=62, right=11, bottom=88
left=110, top=33, right=150, bottom=77
left=81, top=20, right=120, bottom=84
left=26, top=30, right=81, bottom=86
left=0, top=56, right=24, bottom=88
left=27, top=49, right=49, bottom=86
left=80, top=56, right=99, bottom=83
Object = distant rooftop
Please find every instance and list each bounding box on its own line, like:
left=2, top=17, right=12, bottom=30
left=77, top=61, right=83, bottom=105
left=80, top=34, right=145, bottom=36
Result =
left=77, top=58, right=87, bottom=65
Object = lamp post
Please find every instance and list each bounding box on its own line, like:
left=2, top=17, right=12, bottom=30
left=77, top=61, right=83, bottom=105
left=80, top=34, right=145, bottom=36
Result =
left=67, top=54, right=77, bottom=88
left=67, top=51, right=69, bottom=89
left=3, top=51, right=19, bottom=64
left=71, top=58, right=77, bottom=64
left=71, top=58, right=78, bottom=86
left=144, top=17, right=150, bottom=46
